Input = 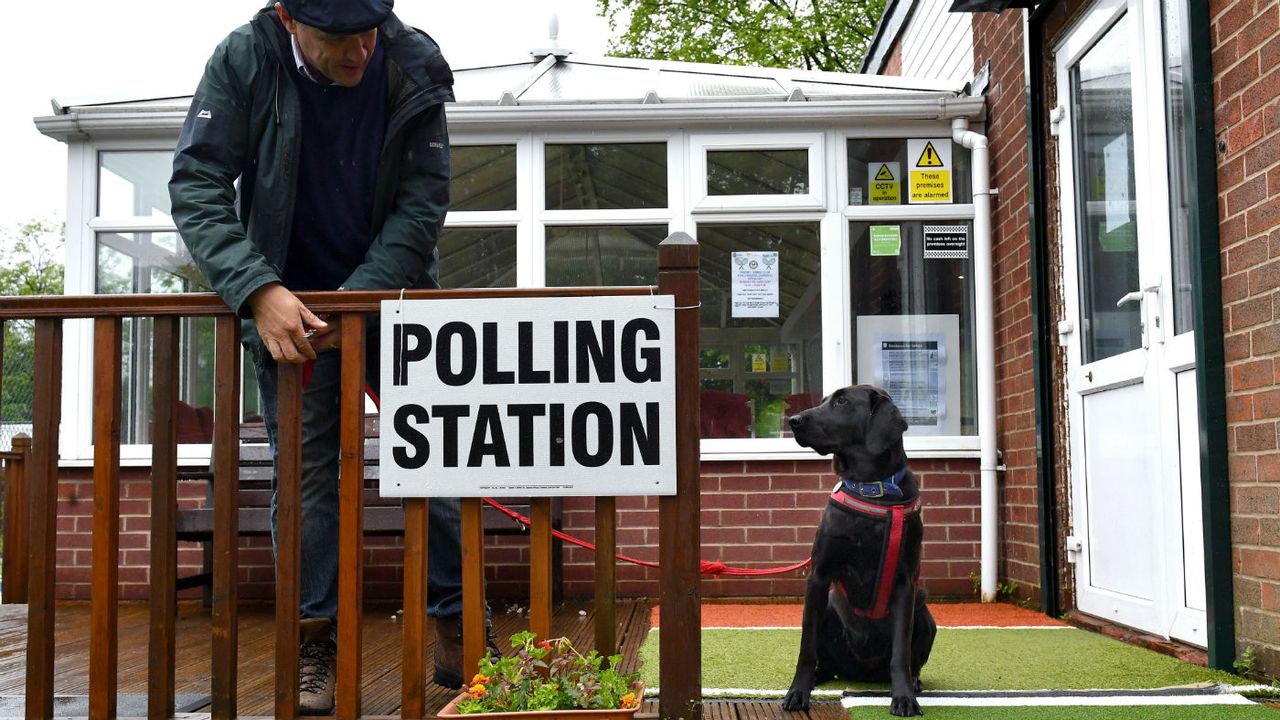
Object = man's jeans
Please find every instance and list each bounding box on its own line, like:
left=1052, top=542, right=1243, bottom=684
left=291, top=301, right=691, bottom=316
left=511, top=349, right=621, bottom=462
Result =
left=254, top=327, right=463, bottom=624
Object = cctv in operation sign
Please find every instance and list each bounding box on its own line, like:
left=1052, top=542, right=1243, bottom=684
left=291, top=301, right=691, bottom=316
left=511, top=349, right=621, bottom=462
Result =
left=379, top=296, right=676, bottom=498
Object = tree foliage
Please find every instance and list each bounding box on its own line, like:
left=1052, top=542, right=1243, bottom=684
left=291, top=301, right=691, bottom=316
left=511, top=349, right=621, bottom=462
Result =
left=598, top=0, right=888, bottom=73
left=1, top=219, right=65, bottom=427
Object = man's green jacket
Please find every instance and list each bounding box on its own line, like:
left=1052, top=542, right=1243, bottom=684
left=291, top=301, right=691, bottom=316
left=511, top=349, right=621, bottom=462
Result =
left=169, top=3, right=454, bottom=346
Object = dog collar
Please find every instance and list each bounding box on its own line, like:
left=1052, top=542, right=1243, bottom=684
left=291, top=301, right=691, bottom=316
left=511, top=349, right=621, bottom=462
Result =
left=839, top=467, right=907, bottom=499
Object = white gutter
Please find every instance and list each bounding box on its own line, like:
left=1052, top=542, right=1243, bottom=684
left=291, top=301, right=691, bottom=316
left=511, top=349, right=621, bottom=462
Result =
left=953, top=117, right=998, bottom=603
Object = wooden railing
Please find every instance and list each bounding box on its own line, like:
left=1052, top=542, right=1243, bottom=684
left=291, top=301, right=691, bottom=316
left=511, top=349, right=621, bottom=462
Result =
left=0, top=234, right=702, bottom=720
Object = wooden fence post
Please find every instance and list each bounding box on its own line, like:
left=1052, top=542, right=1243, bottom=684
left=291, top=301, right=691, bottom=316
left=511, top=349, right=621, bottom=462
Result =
left=26, top=317, right=62, bottom=720
left=275, top=362, right=304, bottom=719
left=211, top=315, right=242, bottom=719
left=149, top=316, right=181, bottom=719
left=657, top=232, right=701, bottom=720
left=3, top=434, right=30, bottom=605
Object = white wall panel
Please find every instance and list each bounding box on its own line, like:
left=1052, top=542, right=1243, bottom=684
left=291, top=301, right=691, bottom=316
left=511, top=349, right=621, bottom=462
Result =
left=900, top=0, right=974, bottom=85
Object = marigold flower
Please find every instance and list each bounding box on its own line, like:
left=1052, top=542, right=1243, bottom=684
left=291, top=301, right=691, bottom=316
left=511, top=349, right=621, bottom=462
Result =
left=468, top=683, right=488, bottom=699
left=471, top=673, right=490, bottom=685
left=620, top=692, right=637, bottom=709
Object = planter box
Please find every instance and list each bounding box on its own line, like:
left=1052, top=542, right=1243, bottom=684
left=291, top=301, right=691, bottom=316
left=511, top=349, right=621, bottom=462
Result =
left=437, top=691, right=644, bottom=720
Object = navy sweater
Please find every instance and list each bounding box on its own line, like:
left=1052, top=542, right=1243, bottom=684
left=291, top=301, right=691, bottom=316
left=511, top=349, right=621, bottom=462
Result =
left=283, top=42, right=388, bottom=291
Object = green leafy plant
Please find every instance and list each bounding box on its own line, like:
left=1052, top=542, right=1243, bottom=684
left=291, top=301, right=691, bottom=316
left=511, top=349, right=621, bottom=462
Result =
left=1234, top=645, right=1257, bottom=675
left=455, top=631, right=643, bottom=714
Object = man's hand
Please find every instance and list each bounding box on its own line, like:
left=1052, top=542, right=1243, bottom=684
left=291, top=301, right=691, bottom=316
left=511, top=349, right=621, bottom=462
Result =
left=248, top=283, right=327, bottom=363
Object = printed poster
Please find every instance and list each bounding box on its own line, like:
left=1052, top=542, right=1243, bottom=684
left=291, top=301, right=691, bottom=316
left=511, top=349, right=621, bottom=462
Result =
left=731, top=251, right=779, bottom=318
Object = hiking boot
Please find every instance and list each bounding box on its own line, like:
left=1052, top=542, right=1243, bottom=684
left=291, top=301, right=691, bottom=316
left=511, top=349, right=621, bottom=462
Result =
left=432, top=614, right=501, bottom=689
left=299, top=618, right=336, bottom=715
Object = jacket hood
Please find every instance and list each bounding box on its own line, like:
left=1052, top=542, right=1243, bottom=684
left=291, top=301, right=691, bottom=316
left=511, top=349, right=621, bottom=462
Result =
left=250, top=3, right=453, bottom=95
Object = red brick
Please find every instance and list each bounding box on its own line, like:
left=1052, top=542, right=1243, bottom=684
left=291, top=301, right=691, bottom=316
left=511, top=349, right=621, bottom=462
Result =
left=1247, top=201, right=1280, bottom=237
left=1217, top=0, right=1262, bottom=41
left=1251, top=259, right=1280, bottom=294
left=1239, top=547, right=1280, bottom=580
left=1230, top=295, right=1274, bottom=331
left=1238, top=423, right=1279, bottom=451
left=1229, top=393, right=1256, bottom=421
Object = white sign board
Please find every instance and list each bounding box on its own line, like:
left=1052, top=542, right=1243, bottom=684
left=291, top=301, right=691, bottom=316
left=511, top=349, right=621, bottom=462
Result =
left=731, top=251, right=779, bottom=317
left=379, top=296, right=677, bottom=497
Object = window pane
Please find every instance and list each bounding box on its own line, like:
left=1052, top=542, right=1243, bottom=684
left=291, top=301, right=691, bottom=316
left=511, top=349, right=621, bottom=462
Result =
left=545, top=225, right=667, bottom=286
left=707, top=149, right=808, bottom=196
left=849, top=221, right=976, bottom=436
left=95, top=232, right=212, bottom=444
left=846, top=139, right=972, bottom=205
left=451, top=145, right=516, bottom=211
left=98, top=151, right=173, bottom=219
left=1071, top=15, right=1140, bottom=363
left=438, top=226, right=517, bottom=288
left=545, top=143, right=667, bottom=209
left=1162, top=0, right=1194, bottom=335
left=697, top=223, right=822, bottom=439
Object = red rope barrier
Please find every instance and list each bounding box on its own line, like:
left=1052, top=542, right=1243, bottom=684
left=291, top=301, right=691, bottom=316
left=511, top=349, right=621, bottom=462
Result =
left=481, top=498, right=812, bottom=577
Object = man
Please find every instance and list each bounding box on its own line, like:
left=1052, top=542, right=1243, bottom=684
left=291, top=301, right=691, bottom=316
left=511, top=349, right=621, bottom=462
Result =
left=170, top=0, right=474, bottom=712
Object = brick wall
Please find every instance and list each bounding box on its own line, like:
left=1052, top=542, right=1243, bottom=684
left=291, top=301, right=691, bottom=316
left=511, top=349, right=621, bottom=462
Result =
left=48, top=458, right=982, bottom=604
left=1210, top=0, right=1280, bottom=675
left=970, top=11, right=1047, bottom=607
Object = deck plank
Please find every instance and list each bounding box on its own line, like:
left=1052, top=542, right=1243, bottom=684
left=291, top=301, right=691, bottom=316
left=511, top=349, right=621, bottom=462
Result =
left=0, top=600, right=827, bottom=719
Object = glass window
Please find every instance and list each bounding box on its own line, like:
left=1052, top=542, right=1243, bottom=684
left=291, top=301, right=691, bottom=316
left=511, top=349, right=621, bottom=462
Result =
left=707, top=149, right=809, bottom=196
left=1162, top=0, right=1194, bottom=335
left=451, top=145, right=517, bottom=212
left=95, top=232, right=213, bottom=444
left=98, top=151, right=173, bottom=219
left=849, top=221, right=976, bottom=436
left=545, top=143, right=667, bottom=210
left=847, top=139, right=972, bottom=206
left=697, top=223, right=822, bottom=439
left=544, top=226, right=668, bottom=286
left=438, top=227, right=517, bottom=288
left=1071, top=15, right=1140, bottom=363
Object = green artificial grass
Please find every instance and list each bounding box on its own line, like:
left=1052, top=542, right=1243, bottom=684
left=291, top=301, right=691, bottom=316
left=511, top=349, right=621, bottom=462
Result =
left=639, top=628, right=1246, bottom=693
left=853, top=705, right=1279, bottom=720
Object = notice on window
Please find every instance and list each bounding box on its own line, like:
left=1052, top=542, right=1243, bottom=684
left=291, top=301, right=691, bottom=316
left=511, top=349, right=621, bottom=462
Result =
left=923, top=225, right=969, bottom=259
left=868, top=162, right=901, bottom=204
left=878, top=338, right=944, bottom=427
left=1103, top=133, right=1131, bottom=235
left=870, top=225, right=902, bottom=257
left=731, top=251, right=779, bottom=318
left=907, top=138, right=953, bottom=204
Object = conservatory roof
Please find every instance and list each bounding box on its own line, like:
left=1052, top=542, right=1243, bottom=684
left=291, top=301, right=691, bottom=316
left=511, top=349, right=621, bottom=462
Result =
left=36, top=51, right=980, bottom=140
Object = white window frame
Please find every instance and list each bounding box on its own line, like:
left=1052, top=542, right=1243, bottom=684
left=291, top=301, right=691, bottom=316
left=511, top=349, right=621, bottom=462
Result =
left=688, top=132, right=826, bottom=213
left=65, top=122, right=984, bottom=465
left=62, top=138, right=223, bottom=466
left=835, top=129, right=980, bottom=456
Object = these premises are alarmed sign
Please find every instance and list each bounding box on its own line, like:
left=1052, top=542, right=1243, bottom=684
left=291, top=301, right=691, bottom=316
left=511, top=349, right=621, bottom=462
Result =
left=379, top=296, right=676, bottom=498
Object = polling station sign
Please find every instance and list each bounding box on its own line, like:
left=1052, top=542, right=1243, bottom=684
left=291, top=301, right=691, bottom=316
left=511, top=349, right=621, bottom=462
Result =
left=379, top=296, right=676, bottom=498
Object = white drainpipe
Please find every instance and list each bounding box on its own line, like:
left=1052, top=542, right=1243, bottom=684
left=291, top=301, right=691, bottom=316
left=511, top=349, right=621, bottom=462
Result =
left=953, top=117, right=998, bottom=603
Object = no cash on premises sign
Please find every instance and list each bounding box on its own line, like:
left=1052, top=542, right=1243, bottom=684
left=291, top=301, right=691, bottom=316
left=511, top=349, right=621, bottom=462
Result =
left=379, top=296, right=677, bottom=498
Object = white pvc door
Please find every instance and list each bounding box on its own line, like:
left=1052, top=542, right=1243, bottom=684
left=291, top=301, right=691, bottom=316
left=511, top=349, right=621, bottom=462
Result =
left=1056, top=0, right=1207, bottom=647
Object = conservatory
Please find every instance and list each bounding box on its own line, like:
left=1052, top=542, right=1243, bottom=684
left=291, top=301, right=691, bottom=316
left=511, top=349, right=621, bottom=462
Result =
left=34, top=46, right=994, bottom=601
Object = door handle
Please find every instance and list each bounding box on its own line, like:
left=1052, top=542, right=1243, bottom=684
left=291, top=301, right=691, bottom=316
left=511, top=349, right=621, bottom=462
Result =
left=1116, top=291, right=1144, bottom=308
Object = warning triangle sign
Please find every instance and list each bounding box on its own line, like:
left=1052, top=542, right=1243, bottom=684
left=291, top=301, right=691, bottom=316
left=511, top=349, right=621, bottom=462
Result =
left=874, top=164, right=896, bottom=181
left=915, top=141, right=944, bottom=168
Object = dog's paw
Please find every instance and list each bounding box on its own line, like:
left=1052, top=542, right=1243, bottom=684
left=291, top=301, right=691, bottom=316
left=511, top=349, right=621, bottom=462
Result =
left=781, top=687, right=812, bottom=712
left=889, top=694, right=923, bottom=717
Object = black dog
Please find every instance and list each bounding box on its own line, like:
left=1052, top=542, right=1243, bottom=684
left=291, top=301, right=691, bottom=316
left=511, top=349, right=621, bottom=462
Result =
left=782, top=385, right=936, bottom=716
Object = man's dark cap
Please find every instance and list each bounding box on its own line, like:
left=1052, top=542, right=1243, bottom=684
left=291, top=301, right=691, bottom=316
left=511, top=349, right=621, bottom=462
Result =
left=280, top=0, right=393, bottom=34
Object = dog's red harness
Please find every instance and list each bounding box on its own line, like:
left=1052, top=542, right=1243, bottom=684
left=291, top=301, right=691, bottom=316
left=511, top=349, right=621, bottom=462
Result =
left=828, top=485, right=923, bottom=620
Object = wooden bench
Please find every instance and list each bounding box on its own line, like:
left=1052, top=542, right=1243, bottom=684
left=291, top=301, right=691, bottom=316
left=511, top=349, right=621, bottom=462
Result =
left=175, top=416, right=562, bottom=597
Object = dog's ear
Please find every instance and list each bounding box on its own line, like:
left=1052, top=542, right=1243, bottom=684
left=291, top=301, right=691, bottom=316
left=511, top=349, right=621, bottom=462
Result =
left=864, top=388, right=908, bottom=456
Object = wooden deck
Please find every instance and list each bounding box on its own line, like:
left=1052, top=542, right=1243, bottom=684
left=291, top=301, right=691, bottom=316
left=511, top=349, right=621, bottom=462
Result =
left=0, top=600, right=843, bottom=719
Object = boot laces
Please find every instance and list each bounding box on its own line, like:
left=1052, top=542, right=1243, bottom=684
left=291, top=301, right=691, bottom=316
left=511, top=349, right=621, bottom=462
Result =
left=299, top=642, right=335, bottom=694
